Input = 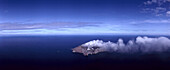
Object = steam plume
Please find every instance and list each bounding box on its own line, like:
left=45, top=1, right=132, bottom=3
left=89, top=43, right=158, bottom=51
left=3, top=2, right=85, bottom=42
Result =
left=81, top=36, right=170, bottom=53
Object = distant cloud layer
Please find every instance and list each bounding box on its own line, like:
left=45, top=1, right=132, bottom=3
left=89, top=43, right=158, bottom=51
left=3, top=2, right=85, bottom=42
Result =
left=82, top=36, right=170, bottom=53
left=131, top=19, right=170, bottom=24
left=0, top=22, right=100, bottom=30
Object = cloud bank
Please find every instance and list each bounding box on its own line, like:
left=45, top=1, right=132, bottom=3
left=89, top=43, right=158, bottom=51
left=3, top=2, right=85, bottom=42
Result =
left=81, top=36, right=170, bottom=53
left=0, top=22, right=104, bottom=35
left=0, top=22, right=101, bottom=30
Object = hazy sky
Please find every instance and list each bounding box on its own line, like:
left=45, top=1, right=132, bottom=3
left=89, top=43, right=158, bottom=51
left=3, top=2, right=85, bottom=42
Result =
left=0, top=0, right=170, bottom=35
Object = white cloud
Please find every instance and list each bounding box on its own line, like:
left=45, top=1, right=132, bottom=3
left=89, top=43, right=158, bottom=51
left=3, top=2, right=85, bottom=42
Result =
left=142, top=0, right=170, bottom=16
left=81, top=36, right=170, bottom=53
left=144, top=0, right=170, bottom=5
left=144, top=1, right=153, bottom=5
left=166, top=11, right=170, bottom=16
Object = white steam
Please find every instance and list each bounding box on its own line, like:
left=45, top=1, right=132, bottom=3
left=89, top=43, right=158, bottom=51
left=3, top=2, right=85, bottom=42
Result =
left=81, top=36, right=170, bottom=53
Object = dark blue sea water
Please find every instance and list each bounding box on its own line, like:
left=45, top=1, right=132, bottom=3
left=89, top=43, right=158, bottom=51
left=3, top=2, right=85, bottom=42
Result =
left=0, top=35, right=170, bottom=70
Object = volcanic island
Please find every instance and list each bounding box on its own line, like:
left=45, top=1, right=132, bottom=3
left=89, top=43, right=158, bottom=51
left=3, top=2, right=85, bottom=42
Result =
left=72, top=40, right=105, bottom=56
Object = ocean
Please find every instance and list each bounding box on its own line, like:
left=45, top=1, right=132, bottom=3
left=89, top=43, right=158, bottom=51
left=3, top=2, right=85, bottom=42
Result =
left=0, top=35, right=170, bottom=70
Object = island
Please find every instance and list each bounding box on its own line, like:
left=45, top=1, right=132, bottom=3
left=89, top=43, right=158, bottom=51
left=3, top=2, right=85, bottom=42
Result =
left=72, top=45, right=102, bottom=56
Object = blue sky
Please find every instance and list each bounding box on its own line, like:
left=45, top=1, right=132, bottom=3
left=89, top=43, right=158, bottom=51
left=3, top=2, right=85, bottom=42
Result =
left=0, top=0, right=170, bottom=35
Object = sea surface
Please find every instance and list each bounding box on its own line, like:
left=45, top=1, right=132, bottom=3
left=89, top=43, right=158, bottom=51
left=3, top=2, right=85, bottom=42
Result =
left=0, top=35, right=170, bottom=70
